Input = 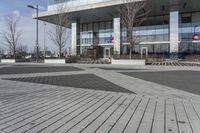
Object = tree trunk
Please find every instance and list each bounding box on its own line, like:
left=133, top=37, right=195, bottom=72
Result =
left=129, top=44, right=132, bottom=59
left=128, top=27, right=133, bottom=60
left=59, top=46, right=62, bottom=59
left=13, top=45, right=16, bottom=59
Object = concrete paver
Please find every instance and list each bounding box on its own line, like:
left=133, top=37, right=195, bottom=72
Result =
left=0, top=63, right=199, bottom=133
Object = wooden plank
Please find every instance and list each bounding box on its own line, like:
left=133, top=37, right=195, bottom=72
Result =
left=137, top=98, right=157, bottom=133
left=76, top=95, right=122, bottom=133
left=193, top=103, right=200, bottom=120
left=151, top=97, right=165, bottom=133
left=46, top=94, right=114, bottom=133
left=81, top=95, right=127, bottom=133
left=174, top=100, right=193, bottom=133
left=123, top=96, right=149, bottom=133
left=95, top=96, right=133, bottom=133
left=109, top=96, right=141, bottom=133
left=165, top=99, right=179, bottom=133
left=183, top=101, right=200, bottom=133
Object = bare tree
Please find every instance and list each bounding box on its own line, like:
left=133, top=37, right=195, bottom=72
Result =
left=48, top=5, right=70, bottom=59
left=119, top=0, right=149, bottom=59
left=0, top=14, right=22, bottom=59
left=16, top=44, right=28, bottom=57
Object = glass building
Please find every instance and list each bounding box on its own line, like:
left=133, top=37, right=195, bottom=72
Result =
left=38, top=0, right=200, bottom=59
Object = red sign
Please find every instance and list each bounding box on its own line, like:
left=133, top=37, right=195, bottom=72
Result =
left=192, top=34, right=200, bottom=40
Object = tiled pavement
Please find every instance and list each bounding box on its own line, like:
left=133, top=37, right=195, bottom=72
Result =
left=0, top=64, right=200, bottom=133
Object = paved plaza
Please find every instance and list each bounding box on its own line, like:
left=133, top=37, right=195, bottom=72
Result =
left=0, top=63, right=200, bottom=133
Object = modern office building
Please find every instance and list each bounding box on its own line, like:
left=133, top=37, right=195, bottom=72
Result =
left=37, top=0, right=200, bottom=59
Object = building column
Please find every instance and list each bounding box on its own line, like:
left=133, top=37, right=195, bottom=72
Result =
left=170, top=11, right=179, bottom=53
left=113, top=17, right=121, bottom=56
left=71, top=22, right=77, bottom=56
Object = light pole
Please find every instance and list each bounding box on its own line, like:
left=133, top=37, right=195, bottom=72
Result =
left=43, top=22, right=46, bottom=59
left=27, top=4, right=39, bottom=62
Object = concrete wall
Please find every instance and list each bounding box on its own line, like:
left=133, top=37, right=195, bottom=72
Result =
left=1, top=59, right=16, bottom=63
left=44, top=59, right=65, bottom=64
left=112, top=59, right=145, bottom=65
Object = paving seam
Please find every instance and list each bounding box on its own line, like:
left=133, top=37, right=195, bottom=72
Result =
left=1, top=91, right=95, bottom=132
left=135, top=98, right=150, bottom=133
left=93, top=97, right=128, bottom=133
left=0, top=90, right=88, bottom=129
left=42, top=94, right=113, bottom=133
left=173, top=102, right=181, bottom=133
left=79, top=95, right=123, bottom=133
left=63, top=95, right=114, bottom=133
left=0, top=89, right=83, bottom=124
left=21, top=93, right=104, bottom=133
left=108, top=96, right=136, bottom=133
left=0, top=88, right=59, bottom=109
left=0, top=87, right=68, bottom=109
left=191, top=103, right=200, bottom=121
left=0, top=89, right=75, bottom=115
left=182, top=102, right=194, bottom=133
left=121, top=96, right=142, bottom=133
left=150, top=99, right=158, bottom=133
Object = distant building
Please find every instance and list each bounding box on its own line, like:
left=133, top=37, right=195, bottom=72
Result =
left=37, top=0, right=200, bottom=58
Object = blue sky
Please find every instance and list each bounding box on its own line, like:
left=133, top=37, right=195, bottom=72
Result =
left=0, top=0, right=69, bottom=53
left=0, top=0, right=47, bottom=16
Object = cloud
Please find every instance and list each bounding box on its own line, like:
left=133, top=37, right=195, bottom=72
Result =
left=12, top=10, right=21, bottom=17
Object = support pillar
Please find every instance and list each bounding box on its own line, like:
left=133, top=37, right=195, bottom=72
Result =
left=113, top=17, right=121, bottom=57
left=170, top=11, right=179, bottom=53
left=71, top=22, right=77, bottom=56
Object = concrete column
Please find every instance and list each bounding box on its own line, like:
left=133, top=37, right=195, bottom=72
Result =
left=71, top=22, right=77, bottom=56
left=113, top=17, right=121, bottom=56
left=170, top=11, right=179, bottom=53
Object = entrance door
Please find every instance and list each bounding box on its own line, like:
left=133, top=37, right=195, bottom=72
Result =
left=141, top=47, right=148, bottom=59
left=105, top=48, right=110, bottom=58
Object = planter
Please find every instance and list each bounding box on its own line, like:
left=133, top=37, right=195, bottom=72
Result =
left=44, top=59, right=65, bottom=64
left=1, top=59, right=16, bottom=63
left=111, top=58, right=145, bottom=65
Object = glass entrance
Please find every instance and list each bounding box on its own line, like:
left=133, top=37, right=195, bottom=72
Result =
left=104, top=48, right=111, bottom=58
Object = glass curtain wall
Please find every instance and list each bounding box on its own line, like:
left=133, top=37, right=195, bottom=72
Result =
left=121, top=24, right=169, bottom=55
left=179, top=23, right=200, bottom=54
left=79, top=21, right=113, bottom=56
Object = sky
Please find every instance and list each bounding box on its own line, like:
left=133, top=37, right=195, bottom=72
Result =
left=0, top=0, right=70, bottom=53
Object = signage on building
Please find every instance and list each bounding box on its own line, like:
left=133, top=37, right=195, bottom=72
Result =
left=192, top=34, right=200, bottom=40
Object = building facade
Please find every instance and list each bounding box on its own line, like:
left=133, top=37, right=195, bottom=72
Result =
left=38, top=0, right=200, bottom=59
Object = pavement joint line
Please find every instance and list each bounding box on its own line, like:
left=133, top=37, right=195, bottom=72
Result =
left=0, top=91, right=94, bottom=132
left=0, top=89, right=83, bottom=124
left=0, top=88, right=75, bottom=114
left=0, top=89, right=73, bottom=114
left=182, top=101, right=195, bottom=133
left=150, top=99, right=158, bottom=133
left=20, top=92, right=104, bottom=133
left=0, top=90, right=91, bottom=130
left=11, top=91, right=101, bottom=133
left=62, top=95, right=115, bottom=133
left=122, top=96, right=143, bottom=133
left=41, top=94, right=113, bottom=133
left=107, top=96, right=136, bottom=133
left=0, top=86, right=67, bottom=108
left=93, top=96, right=128, bottom=133
left=79, top=95, right=123, bottom=133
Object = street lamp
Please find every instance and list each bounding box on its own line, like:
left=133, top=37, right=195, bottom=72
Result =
left=27, top=4, right=39, bottom=62
left=43, top=22, right=46, bottom=59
